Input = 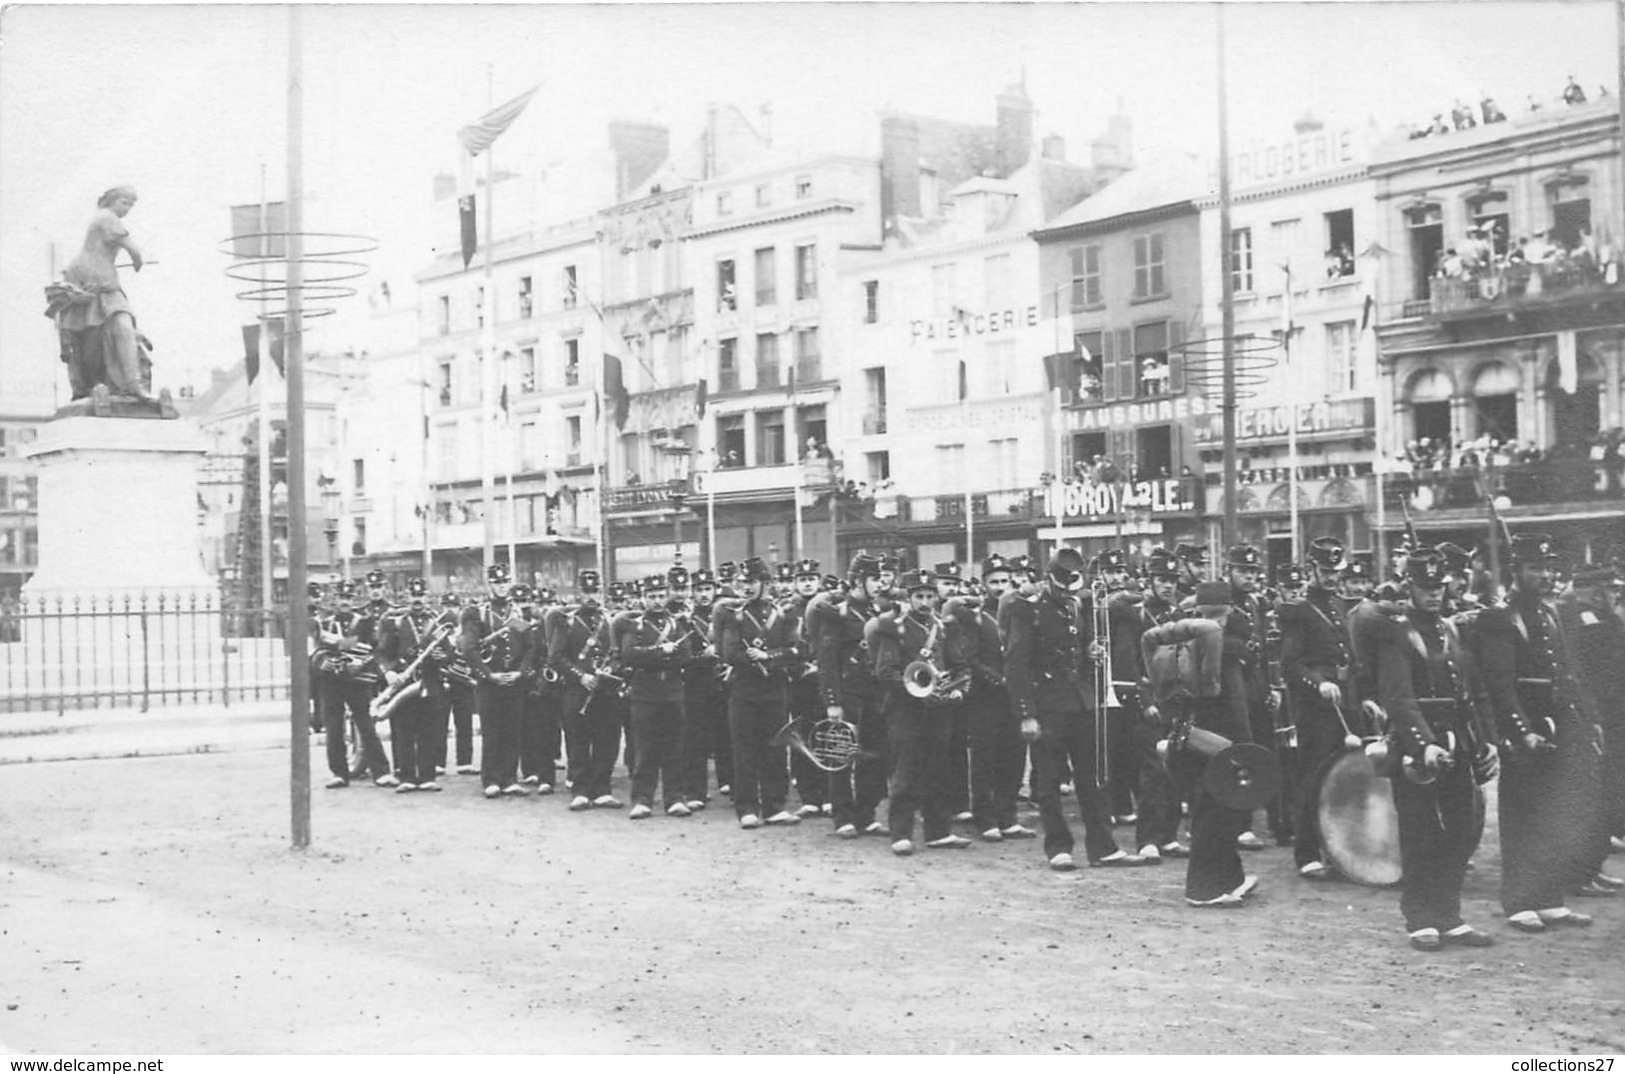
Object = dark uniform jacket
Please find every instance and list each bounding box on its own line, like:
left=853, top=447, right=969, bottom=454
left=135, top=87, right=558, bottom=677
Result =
left=1373, top=607, right=1491, bottom=758
left=458, top=599, right=528, bottom=684
left=1557, top=593, right=1625, bottom=731
left=378, top=607, right=449, bottom=699
left=870, top=608, right=972, bottom=703
left=1222, top=585, right=1271, bottom=711
left=545, top=604, right=610, bottom=686
left=943, top=595, right=1004, bottom=689
left=1282, top=586, right=1353, bottom=701
left=719, top=597, right=800, bottom=698
left=1003, top=586, right=1091, bottom=722
left=618, top=609, right=695, bottom=703
left=1478, top=587, right=1595, bottom=741
left=808, top=591, right=880, bottom=709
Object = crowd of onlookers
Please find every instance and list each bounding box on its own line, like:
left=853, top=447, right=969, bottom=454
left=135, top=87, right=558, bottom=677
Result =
left=1392, top=430, right=1625, bottom=506
left=1407, top=78, right=1599, bottom=140
left=1433, top=223, right=1620, bottom=294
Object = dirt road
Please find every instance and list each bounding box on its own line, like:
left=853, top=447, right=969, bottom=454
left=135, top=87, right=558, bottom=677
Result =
left=1, top=748, right=1621, bottom=1053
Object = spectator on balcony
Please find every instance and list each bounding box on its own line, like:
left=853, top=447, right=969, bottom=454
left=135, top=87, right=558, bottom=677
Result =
left=1462, top=227, right=1494, bottom=276
left=1563, top=76, right=1587, bottom=105
left=723, top=450, right=742, bottom=469
left=1139, top=357, right=1170, bottom=395
left=1427, top=113, right=1451, bottom=136
left=626, top=471, right=642, bottom=486
left=1439, top=248, right=1466, bottom=279
left=1481, top=95, right=1507, bottom=124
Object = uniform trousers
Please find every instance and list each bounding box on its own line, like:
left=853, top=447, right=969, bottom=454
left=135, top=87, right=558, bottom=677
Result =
left=946, top=704, right=972, bottom=816
left=1246, top=688, right=1292, bottom=843
left=1393, top=759, right=1477, bottom=932
left=710, top=684, right=735, bottom=791
left=429, top=681, right=477, bottom=771
left=1291, top=691, right=1346, bottom=867
left=561, top=686, right=623, bottom=799
left=966, top=684, right=1023, bottom=831
left=1123, top=692, right=1182, bottom=851
left=829, top=692, right=889, bottom=830
left=630, top=699, right=686, bottom=809
left=789, top=677, right=828, bottom=808
left=1170, top=698, right=1251, bottom=901
left=390, top=693, right=440, bottom=786
left=1107, top=705, right=1138, bottom=817
left=1030, top=707, right=1122, bottom=862
left=1500, top=703, right=1605, bottom=914
left=476, top=682, right=525, bottom=789
left=324, top=678, right=390, bottom=781
left=728, top=685, right=790, bottom=818
left=519, top=689, right=562, bottom=786
left=681, top=681, right=724, bottom=801
left=887, top=696, right=954, bottom=843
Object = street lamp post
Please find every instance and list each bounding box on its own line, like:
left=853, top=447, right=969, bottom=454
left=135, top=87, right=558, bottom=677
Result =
left=668, top=477, right=688, bottom=567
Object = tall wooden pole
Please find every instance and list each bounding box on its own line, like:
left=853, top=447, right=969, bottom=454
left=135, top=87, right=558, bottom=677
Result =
left=480, top=66, right=498, bottom=574
left=285, top=2, right=311, bottom=849
left=1217, top=3, right=1239, bottom=550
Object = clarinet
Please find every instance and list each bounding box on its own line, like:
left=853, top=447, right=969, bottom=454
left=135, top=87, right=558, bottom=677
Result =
left=1262, top=602, right=1294, bottom=749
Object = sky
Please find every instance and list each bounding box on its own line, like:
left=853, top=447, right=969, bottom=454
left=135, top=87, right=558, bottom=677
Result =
left=1, top=0, right=1618, bottom=412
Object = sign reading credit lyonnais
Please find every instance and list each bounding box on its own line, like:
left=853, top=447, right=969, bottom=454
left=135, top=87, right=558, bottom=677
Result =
left=1044, top=478, right=1196, bottom=519
left=910, top=304, right=1041, bottom=345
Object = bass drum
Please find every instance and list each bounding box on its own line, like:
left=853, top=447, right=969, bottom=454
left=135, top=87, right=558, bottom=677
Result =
left=1314, top=747, right=1402, bottom=887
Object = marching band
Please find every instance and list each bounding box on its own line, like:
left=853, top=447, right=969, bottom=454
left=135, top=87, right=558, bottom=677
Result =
left=307, top=537, right=1625, bottom=949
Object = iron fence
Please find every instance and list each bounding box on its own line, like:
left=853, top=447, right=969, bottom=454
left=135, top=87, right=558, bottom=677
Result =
left=0, top=593, right=292, bottom=714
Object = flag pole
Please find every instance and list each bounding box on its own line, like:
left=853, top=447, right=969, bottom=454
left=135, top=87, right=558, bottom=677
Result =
left=258, top=161, right=275, bottom=610
left=506, top=361, right=518, bottom=580
left=480, top=65, right=497, bottom=575
left=285, top=2, right=311, bottom=850
left=1284, top=263, right=1300, bottom=561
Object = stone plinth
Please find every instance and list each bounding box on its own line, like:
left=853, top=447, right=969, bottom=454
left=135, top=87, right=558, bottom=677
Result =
left=22, top=415, right=215, bottom=599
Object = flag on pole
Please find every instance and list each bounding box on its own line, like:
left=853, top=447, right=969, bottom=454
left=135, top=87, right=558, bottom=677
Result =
left=455, top=84, right=540, bottom=267
left=241, top=318, right=286, bottom=383
left=1359, top=293, right=1375, bottom=333
left=603, top=353, right=629, bottom=429
left=1556, top=329, right=1578, bottom=394
left=1279, top=261, right=1295, bottom=339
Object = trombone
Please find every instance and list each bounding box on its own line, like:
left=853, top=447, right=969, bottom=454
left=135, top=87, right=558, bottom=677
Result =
left=1090, top=578, right=1121, bottom=789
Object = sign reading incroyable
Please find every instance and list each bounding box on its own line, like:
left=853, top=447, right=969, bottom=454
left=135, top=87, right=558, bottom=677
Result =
left=910, top=304, right=1041, bottom=346
left=1043, top=478, right=1196, bottom=519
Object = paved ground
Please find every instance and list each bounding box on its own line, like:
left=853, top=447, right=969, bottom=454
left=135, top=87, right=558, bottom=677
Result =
left=0, top=733, right=1622, bottom=1054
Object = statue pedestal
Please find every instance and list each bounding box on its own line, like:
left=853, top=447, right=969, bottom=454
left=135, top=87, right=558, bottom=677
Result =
left=23, top=415, right=215, bottom=599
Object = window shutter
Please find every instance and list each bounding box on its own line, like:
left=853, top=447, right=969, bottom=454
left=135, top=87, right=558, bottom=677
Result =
left=1169, top=320, right=1187, bottom=394
left=1060, top=431, right=1074, bottom=476
left=1114, top=328, right=1134, bottom=399
left=1099, top=329, right=1118, bottom=401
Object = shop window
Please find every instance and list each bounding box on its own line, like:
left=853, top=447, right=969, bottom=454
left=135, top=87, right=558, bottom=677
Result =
left=1137, top=425, right=1173, bottom=478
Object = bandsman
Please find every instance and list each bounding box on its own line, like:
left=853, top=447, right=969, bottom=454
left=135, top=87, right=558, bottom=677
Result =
left=718, top=557, right=802, bottom=828
left=377, top=577, right=449, bottom=793
left=1221, top=544, right=1280, bottom=851
left=547, top=570, right=624, bottom=811
left=315, top=578, right=394, bottom=788
left=786, top=559, right=829, bottom=817
left=460, top=563, right=531, bottom=799
left=620, top=573, right=698, bottom=819
left=807, top=552, right=892, bottom=838
left=1284, top=537, right=1355, bottom=878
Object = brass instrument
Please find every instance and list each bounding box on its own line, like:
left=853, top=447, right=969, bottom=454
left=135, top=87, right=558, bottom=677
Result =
left=332, top=643, right=381, bottom=685
left=369, top=622, right=454, bottom=722
left=899, top=612, right=969, bottom=704
left=1090, top=579, right=1118, bottom=790
left=772, top=714, right=863, bottom=772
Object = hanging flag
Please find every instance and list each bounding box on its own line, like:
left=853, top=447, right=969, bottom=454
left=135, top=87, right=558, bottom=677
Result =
left=499, top=382, right=510, bottom=418
left=1556, top=329, right=1578, bottom=394
left=455, top=83, right=540, bottom=267
left=241, top=318, right=286, bottom=383
left=695, top=378, right=708, bottom=420
left=1359, top=293, right=1375, bottom=333
left=603, top=352, right=629, bottom=429
left=1279, top=261, right=1295, bottom=340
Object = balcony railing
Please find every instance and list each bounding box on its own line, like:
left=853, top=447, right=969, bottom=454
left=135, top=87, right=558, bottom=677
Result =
left=1424, top=261, right=1622, bottom=318
left=1390, top=456, right=1625, bottom=512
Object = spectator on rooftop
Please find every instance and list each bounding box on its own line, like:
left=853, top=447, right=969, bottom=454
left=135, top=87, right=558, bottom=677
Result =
left=1564, top=76, right=1588, bottom=105
left=1481, top=95, right=1507, bottom=123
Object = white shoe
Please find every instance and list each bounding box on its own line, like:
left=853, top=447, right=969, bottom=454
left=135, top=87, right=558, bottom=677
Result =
left=765, top=811, right=801, bottom=826
left=592, top=795, right=622, bottom=809
left=981, top=827, right=1004, bottom=842
left=568, top=795, right=592, bottom=811
left=456, top=764, right=478, bottom=775
left=1610, top=835, right=1625, bottom=854
left=1000, top=824, right=1037, bottom=840
left=1138, top=844, right=1162, bottom=862
left=394, top=782, right=418, bottom=794
left=1059, top=782, right=1075, bottom=795
left=502, top=783, right=530, bottom=797
left=629, top=804, right=653, bottom=820
left=1236, top=831, right=1265, bottom=850
left=535, top=783, right=554, bottom=795
left=666, top=802, right=692, bottom=817
left=684, top=799, right=706, bottom=811
left=835, top=823, right=859, bottom=839
left=1298, top=861, right=1331, bottom=879
left=1159, top=841, right=1191, bottom=858
left=926, top=834, right=972, bottom=849
left=1049, top=852, right=1077, bottom=872
left=863, top=821, right=888, bottom=837
left=324, top=776, right=349, bottom=790
left=520, top=774, right=540, bottom=786
left=417, top=781, right=443, bottom=792
left=794, top=804, right=822, bottom=817
left=483, top=784, right=502, bottom=799
left=952, top=811, right=974, bottom=823
left=891, top=839, right=915, bottom=856
left=1233, top=874, right=1259, bottom=900
left=821, top=803, right=833, bottom=815
left=373, top=774, right=400, bottom=788
left=1186, top=891, right=1243, bottom=908
left=739, top=813, right=763, bottom=829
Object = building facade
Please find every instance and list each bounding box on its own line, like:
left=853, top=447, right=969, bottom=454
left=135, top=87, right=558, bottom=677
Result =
left=0, top=411, right=46, bottom=605
left=1370, top=95, right=1625, bottom=562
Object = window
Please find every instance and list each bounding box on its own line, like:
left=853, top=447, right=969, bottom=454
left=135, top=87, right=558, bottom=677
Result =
left=797, top=404, right=827, bottom=459
left=518, top=276, right=533, bottom=319
left=754, top=247, right=776, bottom=306
left=717, top=259, right=737, bottom=311
left=1132, top=233, right=1165, bottom=298
left=1405, top=204, right=1443, bottom=299
left=983, top=253, right=1011, bottom=308
left=934, top=444, right=965, bottom=490
left=352, top=458, right=366, bottom=494
left=794, top=243, right=818, bottom=300
left=437, top=359, right=453, bottom=406
left=718, top=337, right=739, bottom=391
left=566, top=416, right=583, bottom=465
left=519, top=346, right=536, bottom=392
left=520, top=421, right=540, bottom=470
left=931, top=262, right=958, bottom=318
left=755, top=183, right=771, bottom=208
left=1137, top=425, right=1173, bottom=478
left=755, top=332, right=779, bottom=389
left=1074, top=330, right=1105, bottom=403
left=866, top=451, right=891, bottom=483
left=863, top=280, right=880, bottom=324
left=864, top=367, right=887, bottom=433
left=793, top=327, right=820, bottom=382
left=716, top=190, right=733, bottom=216
left=436, top=295, right=450, bottom=335
left=1069, top=245, right=1102, bottom=309
left=1325, top=320, right=1357, bottom=394
left=1230, top=228, right=1254, bottom=292
left=1133, top=321, right=1170, bottom=398
left=984, top=340, right=1015, bottom=396
left=564, top=338, right=580, bottom=387
left=1552, top=196, right=1592, bottom=250
left=717, top=415, right=745, bottom=468
left=436, top=422, right=457, bottom=479
left=757, top=411, right=786, bottom=466
left=988, top=437, right=1020, bottom=489
left=795, top=175, right=812, bottom=199
left=1323, top=209, right=1355, bottom=278
left=351, top=518, right=367, bottom=557
left=562, top=264, right=579, bottom=308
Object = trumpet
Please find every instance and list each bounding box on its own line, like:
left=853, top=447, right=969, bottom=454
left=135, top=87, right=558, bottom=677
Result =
left=902, top=659, right=971, bottom=703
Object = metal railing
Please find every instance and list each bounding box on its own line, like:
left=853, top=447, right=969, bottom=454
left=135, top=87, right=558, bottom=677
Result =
left=0, top=593, right=292, bottom=714
left=1389, top=456, right=1625, bottom=511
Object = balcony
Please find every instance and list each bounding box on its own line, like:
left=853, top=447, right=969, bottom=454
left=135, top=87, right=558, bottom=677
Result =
left=865, top=488, right=1042, bottom=527
left=1390, top=457, right=1624, bottom=517
left=1421, top=261, right=1623, bottom=322
left=691, top=458, right=834, bottom=502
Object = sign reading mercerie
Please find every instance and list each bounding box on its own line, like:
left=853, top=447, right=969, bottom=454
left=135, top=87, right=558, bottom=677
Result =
left=910, top=304, right=1041, bottom=345
left=1194, top=397, right=1373, bottom=444
left=1044, top=478, right=1196, bottom=519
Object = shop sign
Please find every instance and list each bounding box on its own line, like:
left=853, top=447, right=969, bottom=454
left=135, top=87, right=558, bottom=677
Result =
left=1069, top=394, right=1210, bottom=431
left=1228, top=127, right=1362, bottom=188
left=909, top=393, right=1046, bottom=433
left=1194, top=397, right=1373, bottom=444
left=909, top=303, right=1041, bottom=346
left=1042, top=478, right=1196, bottom=519
left=602, top=483, right=689, bottom=515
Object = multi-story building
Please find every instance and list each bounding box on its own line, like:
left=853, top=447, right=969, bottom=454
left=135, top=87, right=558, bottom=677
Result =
left=1031, top=151, right=1208, bottom=562
left=0, top=407, right=48, bottom=603
left=1370, top=93, right=1625, bottom=561
left=834, top=91, right=1120, bottom=573
left=1193, top=117, right=1384, bottom=563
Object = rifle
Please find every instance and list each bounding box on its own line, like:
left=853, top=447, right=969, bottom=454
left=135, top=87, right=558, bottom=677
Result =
left=1479, top=476, right=1514, bottom=603
left=1398, top=490, right=1422, bottom=558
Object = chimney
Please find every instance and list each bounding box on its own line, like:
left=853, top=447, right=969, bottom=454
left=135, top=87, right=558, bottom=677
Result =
left=881, top=114, right=922, bottom=222
left=1041, top=133, right=1067, bottom=162
left=608, top=120, right=671, bottom=200
left=996, top=80, right=1034, bottom=177
left=1091, top=107, right=1134, bottom=179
